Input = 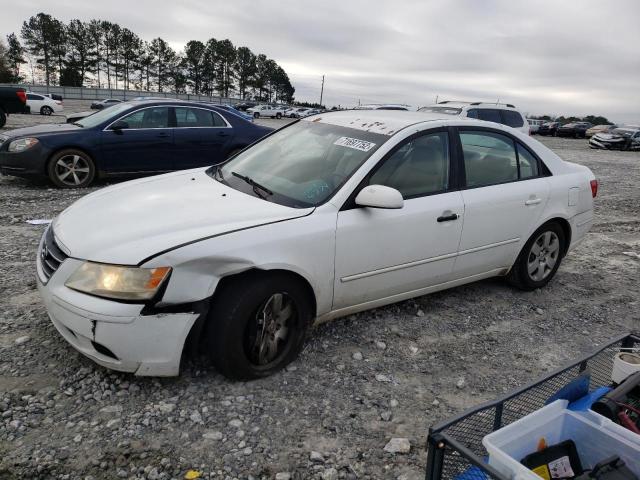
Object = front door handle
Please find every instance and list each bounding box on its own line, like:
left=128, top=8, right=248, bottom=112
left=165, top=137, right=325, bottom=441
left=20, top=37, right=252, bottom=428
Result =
left=156, top=132, right=170, bottom=138
left=217, top=131, right=229, bottom=137
left=437, top=213, right=459, bottom=222
left=525, top=198, right=542, bottom=206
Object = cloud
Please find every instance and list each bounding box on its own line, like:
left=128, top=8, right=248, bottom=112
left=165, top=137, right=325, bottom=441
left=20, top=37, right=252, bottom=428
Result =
left=2, top=0, right=638, bottom=122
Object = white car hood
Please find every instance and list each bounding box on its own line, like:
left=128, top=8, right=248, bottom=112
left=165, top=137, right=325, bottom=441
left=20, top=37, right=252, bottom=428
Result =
left=53, top=169, right=313, bottom=265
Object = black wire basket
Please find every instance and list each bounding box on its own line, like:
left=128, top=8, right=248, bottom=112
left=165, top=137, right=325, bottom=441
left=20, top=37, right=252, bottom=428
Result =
left=425, top=332, right=640, bottom=480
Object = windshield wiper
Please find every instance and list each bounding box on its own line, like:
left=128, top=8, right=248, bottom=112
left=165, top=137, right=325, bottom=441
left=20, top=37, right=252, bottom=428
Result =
left=72, top=122, right=84, bottom=128
left=231, top=171, right=273, bottom=199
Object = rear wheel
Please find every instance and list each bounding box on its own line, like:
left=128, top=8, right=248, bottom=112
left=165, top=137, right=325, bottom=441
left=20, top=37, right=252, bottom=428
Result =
left=507, top=222, right=565, bottom=291
left=276, top=113, right=282, bottom=119
left=0, top=108, right=6, bottom=128
left=207, top=273, right=312, bottom=380
left=47, top=149, right=96, bottom=188
left=40, top=106, right=53, bottom=116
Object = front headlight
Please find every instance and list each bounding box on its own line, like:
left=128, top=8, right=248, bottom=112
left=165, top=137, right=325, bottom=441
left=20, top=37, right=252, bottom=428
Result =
left=65, top=262, right=171, bottom=301
left=8, top=137, right=39, bottom=152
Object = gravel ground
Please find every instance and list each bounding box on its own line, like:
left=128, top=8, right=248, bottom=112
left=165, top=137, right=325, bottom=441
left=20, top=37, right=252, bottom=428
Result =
left=0, top=108, right=639, bottom=479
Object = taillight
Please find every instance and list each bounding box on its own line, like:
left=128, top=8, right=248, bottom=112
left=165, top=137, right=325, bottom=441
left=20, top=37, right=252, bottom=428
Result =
left=590, top=179, right=598, bottom=198
left=16, top=90, right=26, bottom=103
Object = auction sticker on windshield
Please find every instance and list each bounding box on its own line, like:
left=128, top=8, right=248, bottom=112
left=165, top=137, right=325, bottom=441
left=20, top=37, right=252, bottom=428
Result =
left=334, top=137, right=376, bottom=152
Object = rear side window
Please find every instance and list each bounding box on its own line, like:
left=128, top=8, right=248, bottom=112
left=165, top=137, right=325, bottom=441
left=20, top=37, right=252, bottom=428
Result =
left=175, top=107, right=227, bottom=128
left=475, top=109, right=503, bottom=123
left=27, top=94, right=42, bottom=100
left=461, top=131, right=545, bottom=187
left=460, top=131, right=518, bottom=187
left=502, top=110, right=525, bottom=128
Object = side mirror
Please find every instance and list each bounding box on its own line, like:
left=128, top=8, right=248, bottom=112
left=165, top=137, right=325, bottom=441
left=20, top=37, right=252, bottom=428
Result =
left=110, top=120, right=128, bottom=132
left=355, top=185, right=404, bottom=209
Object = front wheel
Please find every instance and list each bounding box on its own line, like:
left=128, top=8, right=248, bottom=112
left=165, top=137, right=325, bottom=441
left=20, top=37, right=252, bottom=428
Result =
left=47, top=149, right=96, bottom=188
left=41, top=106, right=53, bottom=116
left=0, top=109, right=6, bottom=128
left=253, top=112, right=260, bottom=119
left=207, top=273, right=312, bottom=380
left=507, top=222, right=565, bottom=291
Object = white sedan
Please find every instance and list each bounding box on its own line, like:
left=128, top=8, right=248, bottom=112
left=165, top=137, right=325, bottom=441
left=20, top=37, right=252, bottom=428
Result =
left=37, top=111, right=596, bottom=379
left=26, top=92, right=64, bottom=115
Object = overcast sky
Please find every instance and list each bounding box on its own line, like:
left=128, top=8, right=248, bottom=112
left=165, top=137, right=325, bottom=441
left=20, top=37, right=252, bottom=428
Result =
left=2, top=0, right=639, bottom=122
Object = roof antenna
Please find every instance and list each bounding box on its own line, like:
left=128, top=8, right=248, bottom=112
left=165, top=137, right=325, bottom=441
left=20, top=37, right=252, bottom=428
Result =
left=435, top=94, right=439, bottom=104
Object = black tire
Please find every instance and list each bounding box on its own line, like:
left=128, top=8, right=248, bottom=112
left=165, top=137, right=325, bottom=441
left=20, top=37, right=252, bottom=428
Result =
left=507, top=222, right=566, bottom=291
left=0, top=108, right=6, bottom=128
left=47, top=149, right=96, bottom=188
left=41, top=106, right=53, bottom=116
left=207, top=272, right=313, bottom=380
left=253, top=112, right=260, bottom=119
left=276, top=113, right=282, bottom=119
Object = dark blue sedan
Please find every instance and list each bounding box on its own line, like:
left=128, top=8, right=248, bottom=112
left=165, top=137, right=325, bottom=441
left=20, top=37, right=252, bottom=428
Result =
left=0, top=99, right=273, bottom=187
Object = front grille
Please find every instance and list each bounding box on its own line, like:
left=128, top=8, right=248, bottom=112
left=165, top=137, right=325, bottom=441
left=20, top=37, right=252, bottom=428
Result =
left=39, top=226, right=68, bottom=281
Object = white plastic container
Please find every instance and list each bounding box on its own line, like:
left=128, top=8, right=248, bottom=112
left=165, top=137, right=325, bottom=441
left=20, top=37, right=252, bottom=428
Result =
left=482, top=400, right=640, bottom=480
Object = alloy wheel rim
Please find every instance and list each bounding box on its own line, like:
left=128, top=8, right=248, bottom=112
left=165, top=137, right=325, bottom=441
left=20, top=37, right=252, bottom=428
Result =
left=527, top=231, right=560, bottom=281
left=248, top=293, right=295, bottom=366
left=54, top=155, right=90, bottom=186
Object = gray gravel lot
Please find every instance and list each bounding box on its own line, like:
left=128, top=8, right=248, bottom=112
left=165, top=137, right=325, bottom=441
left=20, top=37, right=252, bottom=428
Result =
left=0, top=106, right=639, bottom=479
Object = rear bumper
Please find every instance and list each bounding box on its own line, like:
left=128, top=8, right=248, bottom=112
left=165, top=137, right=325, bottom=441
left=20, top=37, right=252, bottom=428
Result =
left=568, top=210, right=594, bottom=251
left=36, top=235, right=199, bottom=376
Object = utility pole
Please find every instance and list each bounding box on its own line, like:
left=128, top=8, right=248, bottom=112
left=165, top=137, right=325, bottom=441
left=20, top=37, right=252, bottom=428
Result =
left=319, top=75, right=325, bottom=107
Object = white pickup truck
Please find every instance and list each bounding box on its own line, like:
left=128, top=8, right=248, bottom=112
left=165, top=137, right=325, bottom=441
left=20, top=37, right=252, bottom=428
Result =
left=246, top=104, right=285, bottom=119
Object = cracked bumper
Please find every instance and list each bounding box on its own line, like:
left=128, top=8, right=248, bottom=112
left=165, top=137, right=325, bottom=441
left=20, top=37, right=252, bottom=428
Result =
left=37, top=255, right=198, bottom=377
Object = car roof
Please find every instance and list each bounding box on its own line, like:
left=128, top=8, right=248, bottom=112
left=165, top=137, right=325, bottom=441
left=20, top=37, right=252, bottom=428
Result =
left=302, top=109, right=459, bottom=136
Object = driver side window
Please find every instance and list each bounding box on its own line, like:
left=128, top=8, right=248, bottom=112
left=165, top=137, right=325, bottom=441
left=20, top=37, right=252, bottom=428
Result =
left=369, top=132, right=450, bottom=198
left=118, top=107, right=170, bottom=129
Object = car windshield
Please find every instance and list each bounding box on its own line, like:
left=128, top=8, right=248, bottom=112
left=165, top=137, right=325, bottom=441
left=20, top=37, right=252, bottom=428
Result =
left=76, top=103, right=134, bottom=128
left=210, top=121, right=387, bottom=208
left=417, top=106, right=462, bottom=115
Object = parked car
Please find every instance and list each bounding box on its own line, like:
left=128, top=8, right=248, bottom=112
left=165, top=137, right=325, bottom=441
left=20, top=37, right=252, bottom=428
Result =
left=246, top=104, right=285, bottom=119
left=285, top=107, right=310, bottom=118
left=0, top=86, right=28, bottom=128
left=0, top=100, right=272, bottom=187
left=556, top=122, right=593, bottom=138
left=234, top=101, right=257, bottom=111
left=589, top=127, right=640, bottom=151
left=417, top=101, right=529, bottom=135
left=90, top=98, right=122, bottom=110
left=585, top=124, right=617, bottom=138
left=34, top=110, right=596, bottom=379
left=537, top=122, right=561, bottom=136
left=26, top=92, right=63, bottom=116
left=527, top=119, right=544, bottom=134
left=216, top=104, right=254, bottom=122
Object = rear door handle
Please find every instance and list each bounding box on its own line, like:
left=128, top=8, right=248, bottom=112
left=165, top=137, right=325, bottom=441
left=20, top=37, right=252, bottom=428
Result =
left=218, top=131, right=230, bottom=137
left=437, top=213, right=459, bottom=222
left=156, top=132, right=170, bottom=138
left=525, top=198, right=542, bottom=206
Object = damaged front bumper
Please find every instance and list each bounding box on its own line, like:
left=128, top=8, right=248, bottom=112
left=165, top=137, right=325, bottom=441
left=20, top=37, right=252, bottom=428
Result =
left=36, top=238, right=199, bottom=377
